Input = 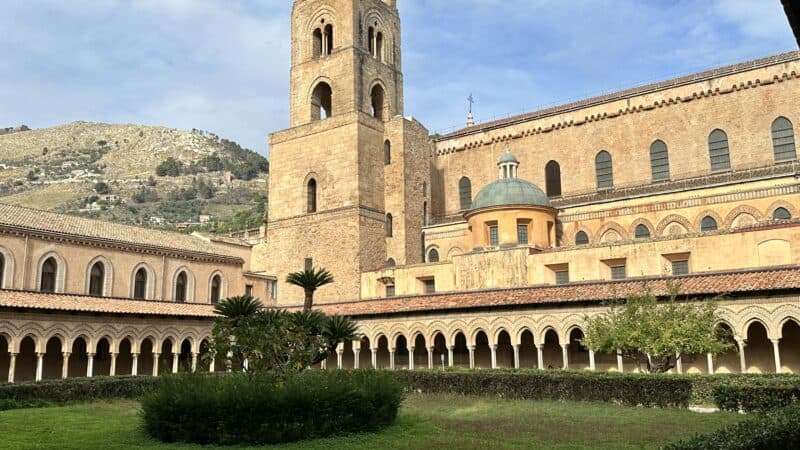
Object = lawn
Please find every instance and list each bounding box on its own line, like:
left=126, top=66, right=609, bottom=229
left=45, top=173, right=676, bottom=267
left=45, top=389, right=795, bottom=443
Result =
left=0, top=394, right=742, bottom=449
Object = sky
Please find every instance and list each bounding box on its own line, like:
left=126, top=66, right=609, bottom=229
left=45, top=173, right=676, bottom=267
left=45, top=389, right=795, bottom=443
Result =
left=0, top=0, right=796, bottom=156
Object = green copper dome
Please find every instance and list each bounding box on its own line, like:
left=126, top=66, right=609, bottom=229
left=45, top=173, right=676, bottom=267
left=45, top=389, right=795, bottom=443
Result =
left=471, top=178, right=551, bottom=210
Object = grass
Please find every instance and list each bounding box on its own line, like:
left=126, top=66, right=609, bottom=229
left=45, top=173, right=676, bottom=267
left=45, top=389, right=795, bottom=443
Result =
left=0, top=394, right=742, bottom=449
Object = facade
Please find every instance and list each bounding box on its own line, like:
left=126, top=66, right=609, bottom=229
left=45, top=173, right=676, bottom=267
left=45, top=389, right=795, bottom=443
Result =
left=3, top=0, right=800, bottom=383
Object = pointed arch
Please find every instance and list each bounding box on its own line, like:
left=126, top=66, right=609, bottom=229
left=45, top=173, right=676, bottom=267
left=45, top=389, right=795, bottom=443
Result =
left=694, top=211, right=723, bottom=233
left=0, top=246, right=14, bottom=289
left=208, top=271, right=225, bottom=304
left=131, top=263, right=155, bottom=300
left=36, top=251, right=66, bottom=293
left=458, top=177, right=472, bottom=211
left=171, top=267, right=194, bottom=303
left=655, top=214, right=692, bottom=237
left=545, top=160, right=561, bottom=197
left=85, top=255, right=113, bottom=297
left=310, top=81, right=332, bottom=121
left=370, top=82, right=386, bottom=119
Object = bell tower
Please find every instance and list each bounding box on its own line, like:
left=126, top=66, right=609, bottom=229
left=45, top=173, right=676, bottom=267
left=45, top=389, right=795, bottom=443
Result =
left=257, top=0, right=431, bottom=306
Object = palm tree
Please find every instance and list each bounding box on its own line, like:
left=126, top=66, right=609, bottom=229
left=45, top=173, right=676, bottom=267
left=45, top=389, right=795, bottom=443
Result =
left=286, top=267, right=334, bottom=311
left=213, top=295, right=262, bottom=326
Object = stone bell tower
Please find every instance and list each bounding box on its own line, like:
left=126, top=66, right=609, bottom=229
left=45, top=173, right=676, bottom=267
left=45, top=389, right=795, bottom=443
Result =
left=255, top=0, right=432, bottom=306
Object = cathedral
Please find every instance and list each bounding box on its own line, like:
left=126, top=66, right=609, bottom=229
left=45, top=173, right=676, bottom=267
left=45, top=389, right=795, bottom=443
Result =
left=2, top=0, right=800, bottom=381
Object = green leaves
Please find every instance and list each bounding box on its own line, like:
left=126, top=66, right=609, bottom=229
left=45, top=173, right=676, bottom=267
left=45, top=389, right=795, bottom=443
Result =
left=285, top=267, right=335, bottom=311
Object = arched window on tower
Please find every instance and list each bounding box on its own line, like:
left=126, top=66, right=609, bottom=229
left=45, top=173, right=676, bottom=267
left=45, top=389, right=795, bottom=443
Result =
left=175, top=271, right=188, bottom=303
left=312, top=28, right=323, bottom=58
left=40, top=257, right=57, bottom=293
left=427, top=248, right=439, bottom=263
left=772, top=117, right=797, bottom=162
left=133, top=267, right=148, bottom=300
left=307, top=179, right=317, bottom=213
left=545, top=160, right=561, bottom=197
left=376, top=32, right=384, bottom=61
left=323, top=24, right=333, bottom=55
left=210, top=274, right=221, bottom=304
left=708, top=129, right=731, bottom=172
left=595, top=150, right=613, bottom=189
left=384, top=140, right=391, bottom=165
left=386, top=213, right=393, bottom=237
left=458, top=177, right=472, bottom=210
left=371, top=84, right=385, bottom=119
left=311, top=82, right=332, bottom=121
left=88, top=261, right=105, bottom=296
left=649, top=140, right=670, bottom=181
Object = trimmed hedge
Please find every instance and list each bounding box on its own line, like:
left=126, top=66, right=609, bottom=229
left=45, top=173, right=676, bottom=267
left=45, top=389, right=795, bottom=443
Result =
left=666, top=403, right=800, bottom=449
left=714, top=384, right=800, bottom=412
left=0, top=376, right=160, bottom=410
left=141, top=370, right=404, bottom=445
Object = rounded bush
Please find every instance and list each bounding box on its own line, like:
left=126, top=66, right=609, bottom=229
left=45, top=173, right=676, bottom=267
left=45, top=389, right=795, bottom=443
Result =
left=141, top=370, right=404, bottom=445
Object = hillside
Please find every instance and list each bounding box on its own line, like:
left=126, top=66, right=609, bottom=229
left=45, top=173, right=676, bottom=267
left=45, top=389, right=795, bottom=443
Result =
left=0, top=121, right=268, bottom=232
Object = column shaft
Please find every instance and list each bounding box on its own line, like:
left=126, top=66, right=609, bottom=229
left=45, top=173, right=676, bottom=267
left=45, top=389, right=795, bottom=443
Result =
left=132, top=353, right=139, bottom=376
left=172, top=353, right=179, bottom=373
left=771, top=339, right=782, bottom=374
left=513, top=345, right=520, bottom=369
left=61, top=352, right=71, bottom=379
left=447, top=346, right=454, bottom=367
left=616, top=350, right=624, bottom=373
left=490, top=345, right=497, bottom=369
left=468, top=346, right=475, bottom=369
left=153, top=353, right=160, bottom=376
left=561, top=345, right=569, bottom=370
left=427, top=347, right=434, bottom=369
left=706, top=353, right=714, bottom=374
left=191, top=353, right=198, bottom=373
left=35, top=353, right=44, bottom=382
left=110, top=352, right=118, bottom=376
left=408, top=347, right=415, bottom=370
left=371, top=349, right=378, bottom=368
left=389, top=350, right=396, bottom=370
left=589, top=350, right=596, bottom=371
left=737, top=341, right=747, bottom=373
left=7, top=353, right=16, bottom=383
left=87, top=353, right=94, bottom=378
left=353, top=349, right=360, bottom=369
left=536, top=345, right=544, bottom=370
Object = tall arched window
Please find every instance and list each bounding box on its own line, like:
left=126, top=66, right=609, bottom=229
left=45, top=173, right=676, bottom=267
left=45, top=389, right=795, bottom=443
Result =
left=307, top=179, right=317, bottom=213
left=311, top=82, right=332, bottom=121
left=386, top=213, right=393, bottom=237
left=0, top=253, right=5, bottom=289
left=368, top=27, right=375, bottom=55
left=371, top=84, right=385, bottom=119
left=210, top=275, right=221, bottom=304
left=773, top=207, right=792, bottom=221
left=423, top=201, right=428, bottom=226
left=649, top=140, right=670, bottom=181
left=595, top=150, right=613, bottom=189
left=458, top=177, right=472, bottom=210
left=175, top=272, right=187, bottom=303
left=40, top=257, right=57, bottom=293
left=700, top=216, right=718, bottom=232
left=709, top=129, right=731, bottom=172
left=384, top=140, right=391, bottom=165
left=634, top=224, right=651, bottom=239
left=133, top=267, right=148, bottom=300
left=376, top=32, right=384, bottom=61
left=323, top=24, right=333, bottom=55
left=772, top=117, right=796, bottom=162
left=88, top=262, right=105, bottom=296
left=545, top=160, right=562, bottom=197
left=427, top=248, right=440, bottom=263
left=312, top=28, right=323, bottom=58
left=575, top=231, right=590, bottom=245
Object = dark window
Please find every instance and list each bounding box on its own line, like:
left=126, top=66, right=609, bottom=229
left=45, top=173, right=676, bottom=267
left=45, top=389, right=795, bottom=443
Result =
left=304, top=258, right=313, bottom=271
left=489, top=225, right=499, bottom=246
left=245, top=285, right=253, bottom=297
left=458, top=177, right=472, bottom=210
left=386, top=214, right=393, bottom=237
left=555, top=270, right=569, bottom=285
left=672, top=260, right=689, bottom=276
left=772, top=117, right=796, bottom=162
left=424, top=279, right=435, bottom=294
left=634, top=224, right=651, bottom=239
left=386, top=285, right=395, bottom=297
left=545, top=160, right=562, bottom=197
left=517, top=222, right=529, bottom=244
left=312, top=28, right=322, bottom=58
left=40, top=257, right=57, bottom=292
left=376, top=32, right=384, bottom=61
left=323, top=24, right=333, bottom=55
left=649, top=140, right=670, bottom=181
left=89, top=262, right=104, bottom=296
left=610, top=265, right=626, bottom=280
left=368, top=26, right=375, bottom=55
left=595, top=150, right=613, bottom=189
left=307, top=179, right=317, bottom=213
left=386, top=258, right=396, bottom=267
left=423, top=202, right=428, bottom=226
left=0, top=253, right=4, bottom=288
left=709, top=129, right=731, bottom=172
left=428, top=248, right=439, bottom=263
left=134, top=268, right=147, bottom=299
left=773, top=207, right=792, bottom=221
left=371, top=84, right=385, bottom=119
left=384, top=140, right=391, bottom=165
left=575, top=231, right=589, bottom=245
left=175, top=272, right=187, bottom=303
left=210, top=275, right=221, bottom=304
left=701, top=216, right=718, bottom=232
left=311, top=82, right=332, bottom=120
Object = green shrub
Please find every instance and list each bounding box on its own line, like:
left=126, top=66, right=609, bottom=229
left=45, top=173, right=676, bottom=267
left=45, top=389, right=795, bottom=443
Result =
left=667, top=403, right=800, bottom=449
left=0, top=376, right=160, bottom=409
left=713, top=384, right=800, bottom=412
left=141, top=370, right=403, bottom=445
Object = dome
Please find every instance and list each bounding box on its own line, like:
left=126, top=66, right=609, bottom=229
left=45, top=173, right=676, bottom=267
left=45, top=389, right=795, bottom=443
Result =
left=471, top=178, right=551, bottom=210
left=498, top=151, right=519, bottom=164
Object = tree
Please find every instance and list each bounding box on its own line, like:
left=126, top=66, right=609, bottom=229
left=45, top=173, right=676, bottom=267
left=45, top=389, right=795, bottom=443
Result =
left=582, top=286, right=732, bottom=373
left=286, top=267, right=334, bottom=311
left=156, top=157, right=181, bottom=177
left=94, top=181, right=110, bottom=194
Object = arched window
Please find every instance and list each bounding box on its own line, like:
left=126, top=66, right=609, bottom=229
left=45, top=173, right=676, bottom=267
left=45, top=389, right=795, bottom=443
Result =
left=311, top=82, right=332, bottom=121
left=649, top=140, right=670, bottom=181
left=88, top=262, right=105, bottom=296
left=427, top=248, right=440, bottom=263
left=210, top=275, right=221, bottom=304
left=0, top=253, right=5, bottom=289
left=773, top=207, right=792, bottom=221
left=708, top=129, right=731, bottom=172
left=458, top=177, right=472, bottom=210
left=40, top=257, right=57, bottom=293
left=312, top=28, right=323, bottom=58
left=323, top=24, right=333, bottom=55
left=575, top=231, right=590, bottom=246
left=175, top=271, right=188, bottom=303
left=700, top=216, right=718, bottom=232
left=772, top=117, right=796, bottom=162
left=376, top=32, right=384, bottom=61
left=386, top=213, right=393, bottom=237
left=133, top=267, right=148, bottom=300
left=545, top=160, right=562, bottom=197
left=634, top=224, right=651, bottom=239
left=307, top=179, right=317, bottom=213
left=368, top=27, right=375, bottom=55
left=423, top=201, right=428, bottom=226
left=595, top=151, right=613, bottom=189
left=371, top=84, right=385, bottom=119
left=386, top=258, right=396, bottom=267
left=384, top=140, right=391, bottom=165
